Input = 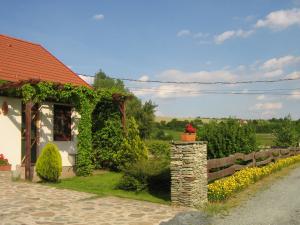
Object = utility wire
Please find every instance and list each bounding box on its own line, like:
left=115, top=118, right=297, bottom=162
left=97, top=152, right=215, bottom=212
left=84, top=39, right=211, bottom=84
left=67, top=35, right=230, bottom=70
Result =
left=126, top=86, right=300, bottom=93
left=129, top=88, right=300, bottom=96
left=78, top=73, right=300, bottom=85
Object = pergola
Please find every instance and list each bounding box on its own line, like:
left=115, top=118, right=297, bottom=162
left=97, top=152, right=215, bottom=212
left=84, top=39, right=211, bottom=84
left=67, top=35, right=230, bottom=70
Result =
left=0, top=79, right=131, bottom=180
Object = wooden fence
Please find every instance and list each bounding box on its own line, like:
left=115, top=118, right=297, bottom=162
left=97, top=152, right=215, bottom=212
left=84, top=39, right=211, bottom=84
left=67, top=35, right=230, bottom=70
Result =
left=207, top=148, right=300, bottom=182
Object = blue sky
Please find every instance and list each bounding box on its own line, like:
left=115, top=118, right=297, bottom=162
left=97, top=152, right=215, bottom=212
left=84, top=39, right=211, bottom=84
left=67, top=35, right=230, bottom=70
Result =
left=1, top=0, right=300, bottom=119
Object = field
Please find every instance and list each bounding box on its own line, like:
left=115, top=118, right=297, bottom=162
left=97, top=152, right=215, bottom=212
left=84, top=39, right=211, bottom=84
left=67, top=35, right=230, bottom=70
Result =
left=256, top=133, right=275, bottom=147
left=157, top=129, right=275, bottom=146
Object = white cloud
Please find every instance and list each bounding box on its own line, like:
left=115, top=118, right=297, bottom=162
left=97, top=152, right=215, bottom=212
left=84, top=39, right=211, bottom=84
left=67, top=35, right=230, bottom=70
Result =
left=93, top=14, right=104, bottom=20
left=193, top=32, right=210, bottom=38
left=251, top=102, right=283, bottom=110
left=132, top=69, right=237, bottom=99
left=139, top=75, right=149, bottom=82
left=256, top=95, right=266, bottom=100
left=214, top=29, right=254, bottom=44
left=159, top=69, right=237, bottom=83
left=261, top=55, right=300, bottom=71
left=261, top=110, right=277, bottom=118
left=286, top=71, right=300, bottom=79
left=288, top=90, right=300, bottom=100
left=177, top=29, right=191, bottom=37
left=264, top=69, right=284, bottom=77
left=255, top=8, right=300, bottom=30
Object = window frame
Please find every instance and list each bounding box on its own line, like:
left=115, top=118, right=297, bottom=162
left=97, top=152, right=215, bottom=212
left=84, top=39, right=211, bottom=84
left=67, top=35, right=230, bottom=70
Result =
left=53, top=104, right=72, bottom=141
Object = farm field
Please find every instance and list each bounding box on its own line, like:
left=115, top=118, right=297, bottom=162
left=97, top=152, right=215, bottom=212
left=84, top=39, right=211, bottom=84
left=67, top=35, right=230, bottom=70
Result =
left=256, top=133, right=275, bottom=146
left=155, top=129, right=275, bottom=147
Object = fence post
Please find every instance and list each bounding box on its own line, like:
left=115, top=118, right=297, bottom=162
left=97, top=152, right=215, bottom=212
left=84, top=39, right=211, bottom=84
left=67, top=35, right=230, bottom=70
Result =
left=252, top=152, right=256, bottom=167
left=170, top=141, right=207, bottom=208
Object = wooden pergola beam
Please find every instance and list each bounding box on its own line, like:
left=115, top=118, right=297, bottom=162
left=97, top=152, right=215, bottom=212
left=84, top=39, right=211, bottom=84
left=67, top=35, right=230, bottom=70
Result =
left=25, top=101, right=32, bottom=180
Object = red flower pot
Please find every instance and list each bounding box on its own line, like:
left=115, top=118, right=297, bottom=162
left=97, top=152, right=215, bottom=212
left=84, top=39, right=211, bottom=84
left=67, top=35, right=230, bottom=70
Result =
left=180, top=133, right=196, bottom=142
left=0, top=165, right=11, bottom=171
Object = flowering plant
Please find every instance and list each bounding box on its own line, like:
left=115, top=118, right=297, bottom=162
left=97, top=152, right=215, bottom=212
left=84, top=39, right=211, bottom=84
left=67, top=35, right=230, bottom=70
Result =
left=208, top=154, right=300, bottom=201
left=0, top=154, right=9, bottom=166
left=185, top=123, right=196, bottom=133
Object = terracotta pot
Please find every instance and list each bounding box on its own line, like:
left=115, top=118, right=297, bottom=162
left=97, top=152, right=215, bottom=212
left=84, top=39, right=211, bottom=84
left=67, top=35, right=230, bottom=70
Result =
left=0, top=165, right=11, bottom=171
left=180, top=133, right=196, bottom=142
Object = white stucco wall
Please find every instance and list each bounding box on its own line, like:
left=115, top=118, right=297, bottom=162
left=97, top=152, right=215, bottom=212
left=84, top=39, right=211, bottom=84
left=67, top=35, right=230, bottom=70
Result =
left=40, top=102, right=80, bottom=167
left=0, top=97, right=22, bottom=170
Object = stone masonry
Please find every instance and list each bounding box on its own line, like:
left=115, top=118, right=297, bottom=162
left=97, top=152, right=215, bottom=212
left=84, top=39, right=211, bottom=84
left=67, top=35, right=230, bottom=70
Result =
left=171, top=141, right=207, bottom=208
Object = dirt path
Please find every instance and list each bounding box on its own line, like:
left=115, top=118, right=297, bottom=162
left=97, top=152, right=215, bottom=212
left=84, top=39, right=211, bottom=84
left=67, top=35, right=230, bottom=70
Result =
left=212, top=166, right=300, bottom=225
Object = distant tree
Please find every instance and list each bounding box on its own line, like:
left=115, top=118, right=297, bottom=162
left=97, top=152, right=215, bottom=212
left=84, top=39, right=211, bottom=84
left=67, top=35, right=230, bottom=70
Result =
left=274, top=115, right=299, bottom=147
left=92, top=69, right=156, bottom=139
left=93, top=70, right=126, bottom=91
left=126, top=97, right=157, bottom=139
left=197, top=119, right=257, bottom=159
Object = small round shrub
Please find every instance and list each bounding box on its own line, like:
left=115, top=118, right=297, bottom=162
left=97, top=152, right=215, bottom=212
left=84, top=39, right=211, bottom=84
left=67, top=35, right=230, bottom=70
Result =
left=36, top=143, right=62, bottom=182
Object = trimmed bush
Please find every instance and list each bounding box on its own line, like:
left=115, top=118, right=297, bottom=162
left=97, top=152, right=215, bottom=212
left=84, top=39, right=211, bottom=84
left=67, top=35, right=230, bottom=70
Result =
left=118, top=159, right=170, bottom=192
left=36, top=143, right=62, bottom=182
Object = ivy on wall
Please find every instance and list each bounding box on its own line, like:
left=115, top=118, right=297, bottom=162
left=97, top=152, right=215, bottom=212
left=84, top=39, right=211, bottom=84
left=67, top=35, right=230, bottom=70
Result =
left=1, top=81, right=124, bottom=176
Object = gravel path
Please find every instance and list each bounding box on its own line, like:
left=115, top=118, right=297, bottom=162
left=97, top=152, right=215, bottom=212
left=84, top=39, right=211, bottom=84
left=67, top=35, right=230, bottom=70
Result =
left=212, top=166, right=300, bottom=225
left=163, top=166, right=300, bottom=225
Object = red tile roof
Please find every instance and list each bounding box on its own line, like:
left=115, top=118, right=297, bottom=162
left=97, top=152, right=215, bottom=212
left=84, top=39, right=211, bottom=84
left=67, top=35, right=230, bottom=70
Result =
left=0, top=34, right=90, bottom=88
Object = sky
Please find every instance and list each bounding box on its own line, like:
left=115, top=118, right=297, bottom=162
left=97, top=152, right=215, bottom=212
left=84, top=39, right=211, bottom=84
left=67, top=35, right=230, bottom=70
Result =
left=1, top=0, right=300, bottom=119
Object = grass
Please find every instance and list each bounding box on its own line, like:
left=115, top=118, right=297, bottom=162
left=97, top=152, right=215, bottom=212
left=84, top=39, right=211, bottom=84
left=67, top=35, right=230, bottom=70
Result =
left=46, top=171, right=170, bottom=204
left=256, top=133, right=275, bottom=146
left=203, top=162, right=300, bottom=216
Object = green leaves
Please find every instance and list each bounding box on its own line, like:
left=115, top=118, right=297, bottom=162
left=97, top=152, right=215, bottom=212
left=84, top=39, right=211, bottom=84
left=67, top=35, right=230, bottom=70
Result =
left=93, top=116, right=148, bottom=170
left=197, top=119, right=257, bottom=159
left=274, top=116, right=299, bottom=147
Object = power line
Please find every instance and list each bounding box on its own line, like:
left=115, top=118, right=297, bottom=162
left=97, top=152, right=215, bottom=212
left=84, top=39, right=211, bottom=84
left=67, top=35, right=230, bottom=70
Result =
left=129, top=88, right=300, bottom=96
left=126, top=86, right=300, bottom=93
left=78, top=73, right=300, bottom=85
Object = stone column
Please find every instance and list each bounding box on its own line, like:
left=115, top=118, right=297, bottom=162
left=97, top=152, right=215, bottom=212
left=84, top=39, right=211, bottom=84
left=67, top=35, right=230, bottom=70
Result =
left=170, top=141, right=207, bottom=208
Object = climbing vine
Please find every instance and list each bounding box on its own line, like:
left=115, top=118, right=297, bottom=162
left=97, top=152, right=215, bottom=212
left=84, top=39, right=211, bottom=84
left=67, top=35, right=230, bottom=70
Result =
left=0, top=81, right=123, bottom=176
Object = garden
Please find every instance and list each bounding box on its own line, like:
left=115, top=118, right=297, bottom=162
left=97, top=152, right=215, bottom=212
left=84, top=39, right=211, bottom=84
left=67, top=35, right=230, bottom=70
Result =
left=9, top=71, right=299, bottom=205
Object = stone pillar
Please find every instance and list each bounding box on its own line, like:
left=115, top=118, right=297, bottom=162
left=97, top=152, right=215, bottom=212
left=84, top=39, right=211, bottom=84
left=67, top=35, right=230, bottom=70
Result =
left=170, top=141, right=207, bottom=208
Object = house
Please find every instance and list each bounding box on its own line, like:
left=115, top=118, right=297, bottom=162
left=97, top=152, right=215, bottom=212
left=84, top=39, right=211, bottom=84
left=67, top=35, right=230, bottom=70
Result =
left=0, top=34, right=91, bottom=179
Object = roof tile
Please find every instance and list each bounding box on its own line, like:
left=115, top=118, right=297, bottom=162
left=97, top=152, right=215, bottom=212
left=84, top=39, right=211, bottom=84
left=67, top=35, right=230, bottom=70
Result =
left=0, top=34, right=90, bottom=88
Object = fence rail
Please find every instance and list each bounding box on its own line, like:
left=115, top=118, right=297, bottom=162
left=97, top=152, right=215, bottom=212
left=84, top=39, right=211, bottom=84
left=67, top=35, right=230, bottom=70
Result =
left=207, top=148, right=300, bottom=182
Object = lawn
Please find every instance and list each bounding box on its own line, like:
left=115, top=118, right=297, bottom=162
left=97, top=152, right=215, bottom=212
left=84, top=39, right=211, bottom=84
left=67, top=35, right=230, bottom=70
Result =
left=256, top=133, right=275, bottom=146
left=47, top=171, right=170, bottom=204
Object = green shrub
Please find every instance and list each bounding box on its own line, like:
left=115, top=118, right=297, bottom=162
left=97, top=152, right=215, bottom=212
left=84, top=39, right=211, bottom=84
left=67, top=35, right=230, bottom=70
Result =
left=145, top=140, right=170, bottom=160
left=274, top=115, right=299, bottom=147
left=93, top=116, right=148, bottom=170
left=36, top=143, right=62, bottom=182
left=197, top=119, right=257, bottom=159
left=118, top=159, right=170, bottom=192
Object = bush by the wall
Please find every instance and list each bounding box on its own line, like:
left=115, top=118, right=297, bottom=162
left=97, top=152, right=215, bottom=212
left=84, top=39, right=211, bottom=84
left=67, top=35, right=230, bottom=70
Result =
left=197, top=119, right=257, bottom=159
left=145, top=140, right=171, bottom=160
left=118, top=159, right=170, bottom=192
left=274, top=116, right=299, bottom=147
left=36, top=143, right=62, bottom=182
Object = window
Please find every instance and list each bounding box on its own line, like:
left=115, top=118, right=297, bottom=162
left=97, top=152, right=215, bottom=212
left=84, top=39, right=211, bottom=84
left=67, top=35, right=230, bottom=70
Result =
left=53, top=105, right=72, bottom=141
